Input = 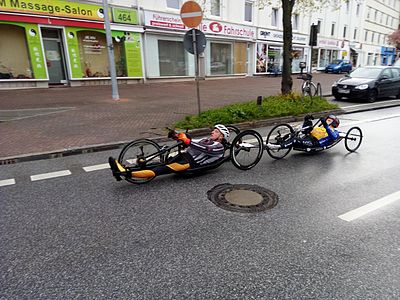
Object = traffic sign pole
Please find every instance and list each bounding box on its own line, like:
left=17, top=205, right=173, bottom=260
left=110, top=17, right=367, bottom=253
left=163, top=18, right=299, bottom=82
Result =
left=180, top=1, right=203, bottom=116
left=192, top=28, right=201, bottom=116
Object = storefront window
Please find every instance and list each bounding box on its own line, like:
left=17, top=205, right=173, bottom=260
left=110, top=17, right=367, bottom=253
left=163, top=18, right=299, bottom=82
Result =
left=0, top=24, right=32, bottom=79
left=256, top=43, right=267, bottom=73
left=291, top=47, right=304, bottom=73
left=210, top=42, right=232, bottom=75
left=78, top=31, right=108, bottom=77
left=158, top=40, right=187, bottom=76
left=234, top=42, right=247, bottom=74
left=267, top=45, right=282, bottom=74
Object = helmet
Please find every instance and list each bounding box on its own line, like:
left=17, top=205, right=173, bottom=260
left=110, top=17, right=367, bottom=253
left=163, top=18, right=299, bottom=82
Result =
left=326, top=115, right=340, bottom=128
left=214, top=124, right=230, bottom=139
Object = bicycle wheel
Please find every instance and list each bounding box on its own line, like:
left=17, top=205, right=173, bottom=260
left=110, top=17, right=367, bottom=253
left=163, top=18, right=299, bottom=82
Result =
left=344, top=126, right=363, bottom=152
left=230, top=130, right=264, bottom=170
left=266, top=124, right=294, bottom=159
left=302, top=81, right=318, bottom=97
left=118, top=139, right=161, bottom=184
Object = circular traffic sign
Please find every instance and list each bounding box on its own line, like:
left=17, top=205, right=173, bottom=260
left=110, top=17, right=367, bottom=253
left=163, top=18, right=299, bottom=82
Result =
left=180, top=1, right=203, bottom=28
left=183, top=29, right=206, bottom=54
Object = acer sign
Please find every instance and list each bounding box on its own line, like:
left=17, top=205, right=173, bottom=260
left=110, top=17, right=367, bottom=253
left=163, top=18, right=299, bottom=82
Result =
left=200, top=20, right=255, bottom=40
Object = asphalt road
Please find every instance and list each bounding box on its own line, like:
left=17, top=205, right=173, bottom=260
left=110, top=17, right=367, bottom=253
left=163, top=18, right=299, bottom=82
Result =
left=1, top=108, right=400, bottom=299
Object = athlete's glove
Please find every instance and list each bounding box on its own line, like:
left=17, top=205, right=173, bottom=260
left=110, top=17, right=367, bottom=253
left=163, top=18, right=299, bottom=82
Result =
left=167, top=128, right=177, bottom=139
left=177, top=132, right=191, bottom=146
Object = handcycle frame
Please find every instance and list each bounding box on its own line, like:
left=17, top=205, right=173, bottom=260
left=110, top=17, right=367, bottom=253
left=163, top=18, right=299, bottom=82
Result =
left=265, top=117, right=363, bottom=159
left=117, top=125, right=265, bottom=184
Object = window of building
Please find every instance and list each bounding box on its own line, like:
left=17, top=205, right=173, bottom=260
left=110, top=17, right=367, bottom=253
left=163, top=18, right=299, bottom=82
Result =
left=233, top=42, right=247, bottom=74
left=211, top=0, right=221, bottom=16
left=331, top=23, right=335, bottom=36
left=166, top=0, right=180, bottom=9
left=367, top=7, right=371, bottom=19
left=271, top=8, right=278, bottom=27
left=343, top=25, right=347, bottom=38
left=317, top=20, right=322, bottom=33
left=210, top=42, right=232, bottom=75
left=158, top=40, right=187, bottom=76
left=346, top=0, right=350, bottom=13
left=245, top=1, right=253, bottom=22
left=353, top=28, right=358, bottom=40
left=292, top=14, right=299, bottom=30
left=364, top=30, right=368, bottom=42
left=356, top=4, right=360, bottom=16
left=78, top=31, right=109, bottom=77
left=371, top=32, right=375, bottom=43
left=374, top=10, right=378, bottom=21
left=0, top=24, right=33, bottom=79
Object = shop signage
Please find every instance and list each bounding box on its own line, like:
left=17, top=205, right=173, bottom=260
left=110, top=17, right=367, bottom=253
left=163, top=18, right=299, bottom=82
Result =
left=112, top=7, right=138, bottom=25
left=257, top=29, right=307, bottom=44
left=318, top=38, right=339, bottom=48
left=0, top=0, right=106, bottom=21
left=144, top=11, right=186, bottom=30
left=200, top=20, right=255, bottom=39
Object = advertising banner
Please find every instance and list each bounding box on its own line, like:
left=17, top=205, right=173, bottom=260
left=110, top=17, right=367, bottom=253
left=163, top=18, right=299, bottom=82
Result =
left=0, top=0, right=106, bottom=21
left=200, top=20, right=256, bottom=40
left=257, top=29, right=307, bottom=44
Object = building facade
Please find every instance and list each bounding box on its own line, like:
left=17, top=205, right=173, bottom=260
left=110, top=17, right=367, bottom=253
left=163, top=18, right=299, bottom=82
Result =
left=1, top=0, right=400, bottom=89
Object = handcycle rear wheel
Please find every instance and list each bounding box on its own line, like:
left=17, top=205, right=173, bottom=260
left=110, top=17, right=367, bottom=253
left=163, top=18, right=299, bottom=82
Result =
left=118, top=139, right=161, bottom=184
left=230, top=130, right=264, bottom=170
left=266, top=124, right=294, bottom=159
left=344, top=126, right=363, bottom=152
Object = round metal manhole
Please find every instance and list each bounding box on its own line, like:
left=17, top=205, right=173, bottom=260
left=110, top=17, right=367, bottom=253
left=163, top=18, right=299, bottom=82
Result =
left=207, top=183, right=278, bottom=213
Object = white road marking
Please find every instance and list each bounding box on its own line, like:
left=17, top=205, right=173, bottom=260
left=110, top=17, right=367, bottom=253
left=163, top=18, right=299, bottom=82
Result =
left=0, top=178, right=16, bottom=187
left=343, top=100, right=400, bottom=109
left=30, top=170, right=72, bottom=181
left=338, top=191, right=400, bottom=222
left=83, top=163, right=109, bottom=172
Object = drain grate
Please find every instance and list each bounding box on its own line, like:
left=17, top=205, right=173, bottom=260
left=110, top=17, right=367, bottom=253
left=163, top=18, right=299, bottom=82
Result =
left=207, top=183, right=278, bottom=213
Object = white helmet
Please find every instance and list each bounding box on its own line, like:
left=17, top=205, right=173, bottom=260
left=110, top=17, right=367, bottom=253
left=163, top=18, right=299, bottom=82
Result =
left=214, top=124, right=229, bottom=139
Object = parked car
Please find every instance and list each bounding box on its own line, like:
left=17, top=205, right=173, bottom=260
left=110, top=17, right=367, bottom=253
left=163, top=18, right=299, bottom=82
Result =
left=325, top=59, right=352, bottom=73
left=332, top=66, right=400, bottom=102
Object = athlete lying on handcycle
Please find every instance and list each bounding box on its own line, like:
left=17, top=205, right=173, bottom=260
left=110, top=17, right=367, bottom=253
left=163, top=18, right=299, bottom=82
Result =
left=109, top=124, right=230, bottom=181
left=267, top=114, right=340, bottom=150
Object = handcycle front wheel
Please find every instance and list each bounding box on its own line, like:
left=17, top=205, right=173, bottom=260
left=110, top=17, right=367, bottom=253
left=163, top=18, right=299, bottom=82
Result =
left=265, top=124, right=294, bottom=159
left=344, top=126, right=363, bottom=152
left=118, top=139, right=161, bottom=184
left=230, top=130, right=264, bottom=170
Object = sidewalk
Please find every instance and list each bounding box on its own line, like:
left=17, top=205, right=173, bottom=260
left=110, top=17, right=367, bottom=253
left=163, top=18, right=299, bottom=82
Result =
left=0, top=73, right=393, bottom=163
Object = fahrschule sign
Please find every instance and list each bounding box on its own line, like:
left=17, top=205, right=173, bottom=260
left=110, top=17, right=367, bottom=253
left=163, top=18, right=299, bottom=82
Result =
left=0, top=0, right=105, bottom=21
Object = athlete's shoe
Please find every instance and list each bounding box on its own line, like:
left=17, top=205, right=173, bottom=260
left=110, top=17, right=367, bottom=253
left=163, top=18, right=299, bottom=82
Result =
left=108, top=157, right=129, bottom=181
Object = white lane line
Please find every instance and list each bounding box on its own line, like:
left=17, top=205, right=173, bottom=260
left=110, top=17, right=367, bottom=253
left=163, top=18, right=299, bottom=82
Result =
left=343, top=100, right=400, bottom=109
left=338, top=191, right=400, bottom=222
left=30, top=170, right=71, bottom=181
left=0, top=179, right=16, bottom=187
left=83, top=163, right=109, bottom=172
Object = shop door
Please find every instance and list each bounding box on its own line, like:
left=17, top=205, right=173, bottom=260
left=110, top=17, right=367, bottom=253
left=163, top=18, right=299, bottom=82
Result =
left=41, top=28, right=67, bottom=84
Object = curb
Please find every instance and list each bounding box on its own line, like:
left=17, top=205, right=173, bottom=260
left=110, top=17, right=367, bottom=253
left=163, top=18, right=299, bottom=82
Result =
left=0, top=109, right=344, bottom=165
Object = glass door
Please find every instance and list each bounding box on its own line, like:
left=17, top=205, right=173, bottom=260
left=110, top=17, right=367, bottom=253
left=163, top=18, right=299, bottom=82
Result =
left=41, top=28, right=67, bottom=84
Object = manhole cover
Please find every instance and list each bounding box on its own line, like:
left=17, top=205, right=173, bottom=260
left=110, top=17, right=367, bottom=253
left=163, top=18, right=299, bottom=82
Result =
left=207, top=183, right=278, bottom=213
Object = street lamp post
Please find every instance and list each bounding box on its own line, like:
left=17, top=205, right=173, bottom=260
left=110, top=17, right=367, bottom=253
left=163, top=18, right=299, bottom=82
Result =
left=102, top=0, right=119, bottom=100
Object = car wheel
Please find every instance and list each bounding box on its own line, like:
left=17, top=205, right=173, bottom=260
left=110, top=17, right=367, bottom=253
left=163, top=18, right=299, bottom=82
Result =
left=367, top=89, right=377, bottom=103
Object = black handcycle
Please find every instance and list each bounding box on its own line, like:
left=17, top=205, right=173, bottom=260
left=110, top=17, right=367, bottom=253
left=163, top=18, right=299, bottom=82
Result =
left=116, top=126, right=264, bottom=184
left=265, top=116, right=363, bottom=159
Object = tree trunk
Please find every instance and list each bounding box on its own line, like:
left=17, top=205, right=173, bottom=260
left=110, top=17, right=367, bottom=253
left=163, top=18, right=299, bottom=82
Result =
left=281, top=0, right=295, bottom=94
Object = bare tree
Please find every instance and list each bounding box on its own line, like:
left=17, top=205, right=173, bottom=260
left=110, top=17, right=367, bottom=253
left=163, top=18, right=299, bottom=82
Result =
left=257, top=0, right=339, bottom=94
left=388, top=30, right=400, bottom=50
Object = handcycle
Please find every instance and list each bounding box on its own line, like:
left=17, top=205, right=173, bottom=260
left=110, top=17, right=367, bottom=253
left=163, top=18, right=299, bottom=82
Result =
left=116, top=126, right=264, bottom=184
left=265, top=116, right=363, bottom=159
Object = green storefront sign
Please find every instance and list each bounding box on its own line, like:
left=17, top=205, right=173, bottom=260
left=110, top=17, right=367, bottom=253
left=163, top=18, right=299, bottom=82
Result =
left=112, top=7, right=138, bottom=25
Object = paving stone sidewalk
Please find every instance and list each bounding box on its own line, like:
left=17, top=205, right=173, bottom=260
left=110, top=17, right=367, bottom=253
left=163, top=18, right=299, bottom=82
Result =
left=0, top=73, right=345, bottom=162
